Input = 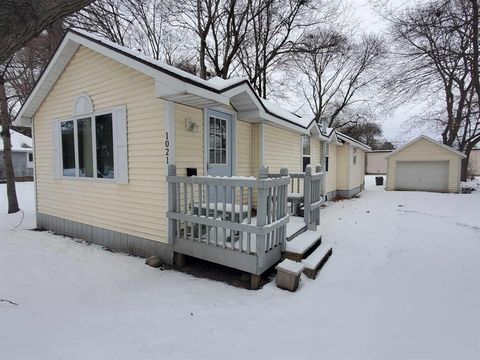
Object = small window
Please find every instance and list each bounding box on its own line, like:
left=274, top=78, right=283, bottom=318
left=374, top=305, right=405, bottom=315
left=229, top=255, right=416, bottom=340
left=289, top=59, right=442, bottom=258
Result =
left=353, top=148, right=357, bottom=165
left=61, top=120, right=75, bottom=176
left=95, top=114, right=114, bottom=178
left=28, top=153, right=33, bottom=162
left=302, top=135, right=311, bottom=171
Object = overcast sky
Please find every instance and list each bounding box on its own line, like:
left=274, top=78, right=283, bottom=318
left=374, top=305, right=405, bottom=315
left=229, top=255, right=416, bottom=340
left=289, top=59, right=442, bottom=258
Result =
left=352, top=0, right=429, bottom=144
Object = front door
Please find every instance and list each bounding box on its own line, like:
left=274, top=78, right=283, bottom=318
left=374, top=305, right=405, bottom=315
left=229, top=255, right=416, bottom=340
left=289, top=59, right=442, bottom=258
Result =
left=206, top=109, right=233, bottom=201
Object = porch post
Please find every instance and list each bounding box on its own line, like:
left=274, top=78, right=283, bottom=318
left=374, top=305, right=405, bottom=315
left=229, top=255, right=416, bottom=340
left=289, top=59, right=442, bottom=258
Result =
left=167, top=164, right=177, bottom=244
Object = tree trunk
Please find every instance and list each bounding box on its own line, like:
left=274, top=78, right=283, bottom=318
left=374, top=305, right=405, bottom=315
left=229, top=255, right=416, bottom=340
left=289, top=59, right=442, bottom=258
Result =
left=0, top=79, right=19, bottom=214
left=461, top=156, right=469, bottom=182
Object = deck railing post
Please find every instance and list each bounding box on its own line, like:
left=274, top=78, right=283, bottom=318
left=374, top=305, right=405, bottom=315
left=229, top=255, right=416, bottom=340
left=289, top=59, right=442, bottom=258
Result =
left=279, top=167, right=289, bottom=251
left=259, top=165, right=269, bottom=180
left=255, top=179, right=268, bottom=273
left=304, top=165, right=315, bottom=231
left=315, top=165, right=322, bottom=226
left=167, top=164, right=177, bottom=244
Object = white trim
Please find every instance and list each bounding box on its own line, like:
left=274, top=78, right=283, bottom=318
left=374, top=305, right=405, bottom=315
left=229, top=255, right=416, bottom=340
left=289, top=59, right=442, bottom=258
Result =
left=164, top=101, right=175, bottom=168
left=259, top=123, right=265, bottom=168
left=385, top=135, right=466, bottom=159
left=58, top=107, right=119, bottom=182
left=73, top=93, right=94, bottom=116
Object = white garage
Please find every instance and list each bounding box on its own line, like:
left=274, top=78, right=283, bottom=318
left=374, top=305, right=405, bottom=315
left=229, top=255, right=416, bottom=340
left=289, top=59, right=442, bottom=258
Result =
left=385, top=136, right=466, bottom=193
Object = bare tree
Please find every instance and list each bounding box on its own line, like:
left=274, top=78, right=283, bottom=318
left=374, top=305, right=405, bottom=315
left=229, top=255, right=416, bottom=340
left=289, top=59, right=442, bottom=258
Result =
left=0, top=0, right=95, bottom=64
left=293, top=28, right=385, bottom=128
left=386, top=0, right=480, bottom=180
left=67, top=0, right=133, bottom=46
left=1, top=32, right=57, bottom=214
left=238, top=0, right=329, bottom=98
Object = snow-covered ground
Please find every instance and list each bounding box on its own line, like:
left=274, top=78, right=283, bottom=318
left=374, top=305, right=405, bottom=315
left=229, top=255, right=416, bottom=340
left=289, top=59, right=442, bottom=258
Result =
left=1, top=177, right=479, bottom=359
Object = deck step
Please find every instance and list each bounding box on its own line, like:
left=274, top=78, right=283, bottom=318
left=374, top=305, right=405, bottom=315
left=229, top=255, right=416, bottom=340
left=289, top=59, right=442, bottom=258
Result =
left=302, top=245, right=333, bottom=279
left=284, top=231, right=322, bottom=261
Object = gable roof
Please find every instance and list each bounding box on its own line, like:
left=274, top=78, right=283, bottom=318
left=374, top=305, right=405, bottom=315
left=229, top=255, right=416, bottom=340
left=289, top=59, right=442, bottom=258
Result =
left=385, top=135, right=466, bottom=158
left=0, top=126, right=32, bottom=152
left=14, top=29, right=316, bottom=134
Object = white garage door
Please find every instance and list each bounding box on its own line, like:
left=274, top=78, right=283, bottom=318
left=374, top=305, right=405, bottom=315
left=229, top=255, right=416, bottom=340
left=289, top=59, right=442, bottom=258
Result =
left=395, top=161, right=449, bottom=192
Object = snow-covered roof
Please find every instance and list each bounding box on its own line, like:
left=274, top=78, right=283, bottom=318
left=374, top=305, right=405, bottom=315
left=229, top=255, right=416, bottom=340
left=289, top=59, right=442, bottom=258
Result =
left=15, top=28, right=314, bottom=133
left=0, top=126, right=32, bottom=152
left=385, top=135, right=466, bottom=159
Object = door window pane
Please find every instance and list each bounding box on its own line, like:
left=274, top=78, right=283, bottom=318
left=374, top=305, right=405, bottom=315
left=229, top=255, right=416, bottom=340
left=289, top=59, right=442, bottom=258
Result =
left=77, top=118, right=93, bottom=177
left=208, top=116, right=227, bottom=165
left=61, top=120, right=75, bottom=176
left=95, top=114, right=114, bottom=179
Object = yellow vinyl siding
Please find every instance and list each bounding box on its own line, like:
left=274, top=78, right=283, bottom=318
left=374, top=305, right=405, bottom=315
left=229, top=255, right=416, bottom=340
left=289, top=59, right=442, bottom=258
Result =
left=386, top=138, right=462, bottom=193
left=237, top=120, right=253, bottom=177
left=336, top=144, right=349, bottom=190
left=325, top=143, right=337, bottom=193
left=252, top=124, right=260, bottom=177
left=311, top=139, right=321, bottom=167
left=263, top=124, right=301, bottom=173
left=34, top=46, right=168, bottom=243
left=348, top=148, right=365, bottom=190
left=174, top=103, right=204, bottom=176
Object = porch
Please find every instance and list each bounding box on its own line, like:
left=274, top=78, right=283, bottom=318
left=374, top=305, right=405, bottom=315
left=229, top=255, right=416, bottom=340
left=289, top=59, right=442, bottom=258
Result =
left=166, top=164, right=326, bottom=289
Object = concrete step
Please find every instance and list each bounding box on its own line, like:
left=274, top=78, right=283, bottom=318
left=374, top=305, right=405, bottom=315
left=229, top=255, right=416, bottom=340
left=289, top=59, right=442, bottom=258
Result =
left=284, top=231, right=322, bottom=261
left=302, top=245, right=333, bottom=279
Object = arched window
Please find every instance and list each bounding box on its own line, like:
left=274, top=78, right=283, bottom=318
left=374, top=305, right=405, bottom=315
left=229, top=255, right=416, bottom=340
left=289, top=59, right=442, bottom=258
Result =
left=73, top=94, right=94, bottom=116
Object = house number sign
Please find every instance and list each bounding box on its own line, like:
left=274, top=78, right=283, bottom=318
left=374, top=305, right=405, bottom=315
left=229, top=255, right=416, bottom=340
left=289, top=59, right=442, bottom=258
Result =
left=165, top=131, right=170, bottom=164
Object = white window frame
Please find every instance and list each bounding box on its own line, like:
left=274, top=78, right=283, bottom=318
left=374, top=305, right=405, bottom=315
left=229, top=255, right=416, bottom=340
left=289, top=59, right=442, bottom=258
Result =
left=208, top=115, right=230, bottom=166
left=302, top=135, right=311, bottom=171
left=325, top=143, right=330, bottom=173
left=59, top=108, right=117, bottom=183
left=353, top=147, right=357, bottom=165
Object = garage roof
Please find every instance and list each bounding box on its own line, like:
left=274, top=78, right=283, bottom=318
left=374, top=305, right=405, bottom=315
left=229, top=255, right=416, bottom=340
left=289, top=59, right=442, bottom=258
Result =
left=385, top=135, right=466, bottom=159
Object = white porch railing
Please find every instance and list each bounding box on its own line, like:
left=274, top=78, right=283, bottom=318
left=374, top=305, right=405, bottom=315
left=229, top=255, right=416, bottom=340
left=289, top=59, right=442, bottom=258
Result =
left=266, top=164, right=323, bottom=231
left=166, top=164, right=290, bottom=275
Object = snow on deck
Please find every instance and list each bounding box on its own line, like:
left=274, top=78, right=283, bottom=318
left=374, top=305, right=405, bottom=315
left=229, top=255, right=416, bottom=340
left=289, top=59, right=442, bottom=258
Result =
left=285, top=230, right=320, bottom=254
left=1, top=177, right=480, bottom=359
left=286, top=216, right=305, bottom=238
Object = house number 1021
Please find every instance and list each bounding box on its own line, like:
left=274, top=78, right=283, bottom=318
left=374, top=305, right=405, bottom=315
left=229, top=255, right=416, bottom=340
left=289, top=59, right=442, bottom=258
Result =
left=165, top=132, right=170, bottom=164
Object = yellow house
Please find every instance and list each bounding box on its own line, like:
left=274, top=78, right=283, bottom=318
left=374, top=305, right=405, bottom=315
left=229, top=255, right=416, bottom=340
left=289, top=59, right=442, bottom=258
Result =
left=15, top=29, right=369, bottom=284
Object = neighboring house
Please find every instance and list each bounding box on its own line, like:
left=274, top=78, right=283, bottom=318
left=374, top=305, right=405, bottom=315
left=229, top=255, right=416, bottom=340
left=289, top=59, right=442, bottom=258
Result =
left=385, top=136, right=465, bottom=193
left=15, top=29, right=369, bottom=286
left=365, top=150, right=391, bottom=175
left=0, top=126, right=34, bottom=181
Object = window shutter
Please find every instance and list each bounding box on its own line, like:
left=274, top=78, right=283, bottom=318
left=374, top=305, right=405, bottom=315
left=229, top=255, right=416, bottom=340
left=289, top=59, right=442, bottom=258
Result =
left=113, top=105, right=128, bottom=184
left=52, top=121, right=62, bottom=179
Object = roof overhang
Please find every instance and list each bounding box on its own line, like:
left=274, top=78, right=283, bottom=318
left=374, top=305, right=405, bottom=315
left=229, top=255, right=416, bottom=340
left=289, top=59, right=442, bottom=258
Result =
left=385, top=135, right=466, bottom=158
left=336, top=132, right=371, bottom=151
left=15, top=29, right=316, bottom=133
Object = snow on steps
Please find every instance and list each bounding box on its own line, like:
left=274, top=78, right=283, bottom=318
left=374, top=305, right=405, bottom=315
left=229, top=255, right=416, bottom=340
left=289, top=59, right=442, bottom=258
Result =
left=285, top=230, right=322, bottom=261
left=302, top=245, right=333, bottom=279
